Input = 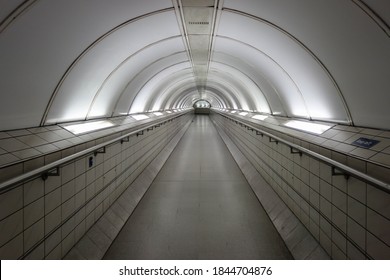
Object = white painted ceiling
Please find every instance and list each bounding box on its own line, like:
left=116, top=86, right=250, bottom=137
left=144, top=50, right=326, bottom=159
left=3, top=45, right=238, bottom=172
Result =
left=0, top=0, right=389, bottom=130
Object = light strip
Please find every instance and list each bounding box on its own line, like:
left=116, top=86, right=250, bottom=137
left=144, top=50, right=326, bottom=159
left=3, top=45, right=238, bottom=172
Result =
left=284, top=120, right=332, bottom=135
left=166, top=111, right=172, bottom=114
left=153, top=112, right=163, bottom=116
left=252, top=115, right=268, bottom=121
left=239, top=112, right=248, bottom=116
left=131, top=114, right=149, bottom=121
left=63, top=120, right=114, bottom=135
left=230, top=110, right=237, bottom=113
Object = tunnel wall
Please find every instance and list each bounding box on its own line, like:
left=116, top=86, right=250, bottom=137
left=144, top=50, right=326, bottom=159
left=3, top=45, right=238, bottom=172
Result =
left=211, top=112, right=390, bottom=259
left=0, top=113, right=192, bottom=259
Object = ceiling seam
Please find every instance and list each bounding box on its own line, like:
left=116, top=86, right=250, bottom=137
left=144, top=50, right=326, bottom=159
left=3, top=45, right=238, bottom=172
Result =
left=0, top=0, right=39, bottom=34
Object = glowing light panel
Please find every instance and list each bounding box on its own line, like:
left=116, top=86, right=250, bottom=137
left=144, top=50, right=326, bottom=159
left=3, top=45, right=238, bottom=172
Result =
left=131, top=114, right=150, bottom=121
left=239, top=112, right=249, bottom=116
left=63, top=120, right=114, bottom=135
left=153, top=112, right=163, bottom=116
left=252, top=115, right=268, bottom=121
left=284, top=120, right=332, bottom=135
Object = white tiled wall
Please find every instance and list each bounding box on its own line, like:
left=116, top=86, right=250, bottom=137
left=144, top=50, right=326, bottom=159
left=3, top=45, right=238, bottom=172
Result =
left=0, top=114, right=192, bottom=259
left=212, top=113, right=390, bottom=259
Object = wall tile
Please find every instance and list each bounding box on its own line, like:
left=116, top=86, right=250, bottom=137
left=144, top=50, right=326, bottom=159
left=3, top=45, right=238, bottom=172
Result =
left=75, top=189, right=86, bottom=210
left=334, top=143, right=356, bottom=154
left=62, top=196, right=75, bottom=222
left=23, top=178, right=44, bottom=206
left=332, top=187, right=347, bottom=213
left=319, top=215, right=331, bottom=237
left=347, top=156, right=366, bottom=173
left=332, top=227, right=346, bottom=253
left=75, top=158, right=87, bottom=177
left=0, top=138, right=29, bottom=152
left=44, top=174, right=61, bottom=194
left=309, top=174, right=320, bottom=192
left=12, top=148, right=41, bottom=160
left=62, top=216, right=75, bottom=238
left=61, top=163, right=75, bottom=184
left=0, top=162, right=23, bottom=182
left=309, top=157, right=320, bottom=176
left=320, top=179, right=332, bottom=201
left=320, top=197, right=331, bottom=220
left=332, top=131, right=356, bottom=142
left=45, top=244, right=62, bottom=260
left=367, top=232, right=390, bottom=259
left=24, top=197, right=44, bottom=229
left=367, top=185, right=390, bottom=220
left=45, top=228, right=61, bottom=255
left=332, top=205, right=347, bottom=233
left=347, top=178, right=366, bottom=204
left=0, top=210, right=23, bottom=247
left=75, top=174, right=86, bottom=194
left=309, top=189, right=320, bottom=209
left=347, top=241, right=366, bottom=260
left=348, top=197, right=366, bottom=226
left=0, top=187, right=23, bottom=220
left=45, top=188, right=61, bottom=215
left=350, top=148, right=377, bottom=160
left=367, top=209, right=390, bottom=246
left=332, top=174, right=347, bottom=193
left=320, top=162, right=332, bottom=184
left=37, top=131, right=63, bottom=143
left=17, top=135, right=48, bottom=147
left=45, top=206, right=61, bottom=235
left=367, top=163, right=390, bottom=184
left=332, top=243, right=346, bottom=260
left=347, top=217, right=366, bottom=250
left=0, top=233, right=23, bottom=260
left=36, top=144, right=59, bottom=154
left=24, top=242, right=44, bottom=260
left=23, top=157, right=44, bottom=172
left=62, top=231, right=75, bottom=257
left=24, top=218, right=44, bottom=253
left=320, top=229, right=331, bottom=256
left=370, top=153, right=390, bottom=167
left=62, top=180, right=75, bottom=203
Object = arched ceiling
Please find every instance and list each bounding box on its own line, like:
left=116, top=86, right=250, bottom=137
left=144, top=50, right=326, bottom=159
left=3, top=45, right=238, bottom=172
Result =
left=0, top=0, right=389, bottom=131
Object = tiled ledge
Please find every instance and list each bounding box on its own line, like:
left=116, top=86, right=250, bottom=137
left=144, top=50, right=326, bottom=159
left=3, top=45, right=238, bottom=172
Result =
left=0, top=110, right=192, bottom=184
left=213, top=110, right=390, bottom=184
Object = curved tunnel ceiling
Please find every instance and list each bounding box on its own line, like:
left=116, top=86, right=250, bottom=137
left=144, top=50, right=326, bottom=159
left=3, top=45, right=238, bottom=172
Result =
left=0, top=0, right=389, bottom=131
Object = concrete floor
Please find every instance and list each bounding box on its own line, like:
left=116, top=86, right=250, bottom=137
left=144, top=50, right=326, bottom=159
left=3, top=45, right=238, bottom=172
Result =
left=103, top=115, right=293, bottom=259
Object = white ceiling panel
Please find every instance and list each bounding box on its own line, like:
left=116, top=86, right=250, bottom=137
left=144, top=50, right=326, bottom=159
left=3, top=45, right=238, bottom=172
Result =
left=0, top=0, right=173, bottom=130
left=218, top=11, right=349, bottom=122
left=115, top=53, right=190, bottom=115
left=46, top=11, right=180, bottom=124
left=223, top=0, right=390, bottom=128
left=87, top=37, right=186, bottom=119
left=130, top=64, right=193, bottom=113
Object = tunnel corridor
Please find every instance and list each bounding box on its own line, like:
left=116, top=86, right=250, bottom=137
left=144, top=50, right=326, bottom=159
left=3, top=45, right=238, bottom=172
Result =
left=0, top=1, right=389, bottom=262
left=103, top=115, right=292, bottom=260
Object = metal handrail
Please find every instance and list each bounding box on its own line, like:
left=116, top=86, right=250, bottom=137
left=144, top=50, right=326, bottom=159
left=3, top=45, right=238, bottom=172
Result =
left=0, top=111, right=190, bottom=194
left=216, top=111, right=390, bottom=194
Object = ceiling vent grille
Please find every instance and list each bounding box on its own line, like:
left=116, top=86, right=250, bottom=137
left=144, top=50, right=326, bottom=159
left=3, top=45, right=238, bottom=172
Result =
left=189, top=21, right=209, bottom=25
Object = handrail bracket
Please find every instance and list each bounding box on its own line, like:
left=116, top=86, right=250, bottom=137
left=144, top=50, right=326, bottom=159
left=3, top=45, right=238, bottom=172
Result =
left=41, top=167, right=60, bottom=181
